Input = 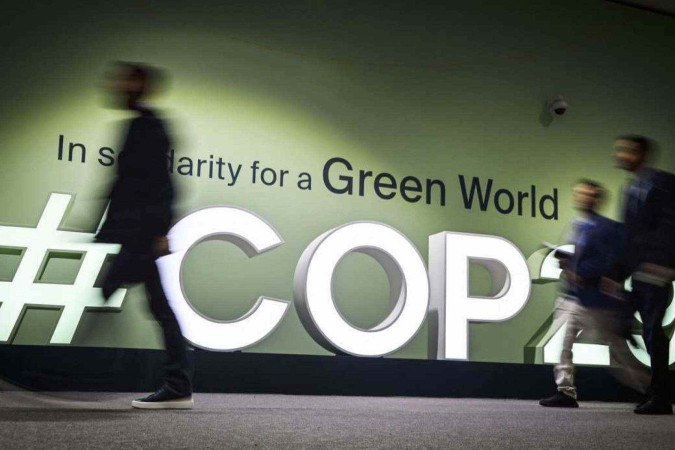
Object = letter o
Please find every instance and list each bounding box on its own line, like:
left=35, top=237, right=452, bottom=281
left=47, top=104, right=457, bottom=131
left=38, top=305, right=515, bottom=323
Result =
left=293, top=222, right=429, bottom=356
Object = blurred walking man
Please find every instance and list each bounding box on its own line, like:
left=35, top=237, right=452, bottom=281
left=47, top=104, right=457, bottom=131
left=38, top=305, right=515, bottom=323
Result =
left=96, top=62, right=193, bottom=409
left=614, top=135, right=675, bottom=415
left=540, top=180, right=649, bottom=408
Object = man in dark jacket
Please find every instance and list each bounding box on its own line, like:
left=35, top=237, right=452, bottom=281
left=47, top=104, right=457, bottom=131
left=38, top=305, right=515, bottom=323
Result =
left=96, top=62, right=192, bottom=409
left=614, top=135, right=674, bottom=415
left=540, top=180, right=649, bottom=408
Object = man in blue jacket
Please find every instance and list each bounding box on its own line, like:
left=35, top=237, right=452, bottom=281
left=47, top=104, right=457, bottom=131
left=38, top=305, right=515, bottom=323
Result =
left=540, top=180, right=649, bottom=408
left=614, top=135, right=674, bottom=415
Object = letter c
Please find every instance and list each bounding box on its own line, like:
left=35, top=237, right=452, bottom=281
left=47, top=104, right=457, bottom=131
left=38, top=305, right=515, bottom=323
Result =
left=157, top=206, right=290, bottom=351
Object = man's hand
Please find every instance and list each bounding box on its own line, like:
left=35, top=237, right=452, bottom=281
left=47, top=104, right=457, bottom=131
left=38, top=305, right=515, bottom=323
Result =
left=562, top=269, right=579, bottom=285
left=153, top=235, right=171, bottom=258
left=558, top=258, right=570, bottom=271
left=600, top=277, right=625, bottom=300
left=638, top=263, right=675, bottom=283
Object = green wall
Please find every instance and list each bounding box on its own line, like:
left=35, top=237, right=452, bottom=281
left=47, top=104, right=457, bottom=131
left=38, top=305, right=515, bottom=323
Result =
left=0, top=0, right=673, bottom=363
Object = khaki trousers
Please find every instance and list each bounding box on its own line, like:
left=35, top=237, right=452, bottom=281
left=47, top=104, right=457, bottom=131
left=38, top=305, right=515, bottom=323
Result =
left=554, top=297, right=649, bottom=399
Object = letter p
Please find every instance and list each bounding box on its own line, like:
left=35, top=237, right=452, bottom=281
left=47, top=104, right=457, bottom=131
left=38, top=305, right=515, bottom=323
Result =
left=429, top=232, right=530, bottom=360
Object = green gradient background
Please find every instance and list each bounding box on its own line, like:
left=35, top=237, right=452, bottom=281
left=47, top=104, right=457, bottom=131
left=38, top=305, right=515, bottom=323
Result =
left=1, top=0, right=673, bottom=363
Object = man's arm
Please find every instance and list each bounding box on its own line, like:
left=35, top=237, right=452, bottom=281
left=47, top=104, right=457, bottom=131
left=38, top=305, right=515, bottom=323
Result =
left=638, top=171, right=675, bottom=273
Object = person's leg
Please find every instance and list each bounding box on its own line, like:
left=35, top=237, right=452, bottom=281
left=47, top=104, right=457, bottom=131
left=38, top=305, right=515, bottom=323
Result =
left=597, top=309, right=650, bottom=395
left=633, top=281, right=670, bottom=400
left=554, top=301, right=582, bottom=400
left=632, top=280, right=672, bottom=414
left=143, top=258, right=192, bottom=395
left=541, top=298, right=581, bottom=407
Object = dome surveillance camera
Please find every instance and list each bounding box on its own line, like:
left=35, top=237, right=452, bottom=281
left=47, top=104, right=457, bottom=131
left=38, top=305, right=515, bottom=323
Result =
left=548, top=96, right=568, bottom=116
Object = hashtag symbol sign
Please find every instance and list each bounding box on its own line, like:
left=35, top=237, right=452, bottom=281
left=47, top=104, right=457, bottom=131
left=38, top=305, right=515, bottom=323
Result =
left=0, top=193, right=126, bottom=344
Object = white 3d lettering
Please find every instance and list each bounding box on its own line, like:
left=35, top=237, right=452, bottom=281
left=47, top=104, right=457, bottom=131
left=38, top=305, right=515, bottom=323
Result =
left=160, top=206, right=532, bottom=358
left=157, top=206, right=290, bottom=351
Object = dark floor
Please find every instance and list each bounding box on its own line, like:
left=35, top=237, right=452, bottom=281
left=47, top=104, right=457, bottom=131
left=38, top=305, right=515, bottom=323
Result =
left=0, top=392, right=673, bottom=449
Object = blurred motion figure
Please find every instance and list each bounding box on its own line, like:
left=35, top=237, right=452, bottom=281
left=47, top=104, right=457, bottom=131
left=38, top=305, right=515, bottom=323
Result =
left=614, top=135, right=675, bottom=415
left=540, top=180, right=649, bottom=408
left=96, top=62, right=193, bottom=409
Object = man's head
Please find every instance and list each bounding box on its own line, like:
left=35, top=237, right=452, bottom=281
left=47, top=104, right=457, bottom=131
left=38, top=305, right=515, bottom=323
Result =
left=614, top=135, right=653, bottom=172
left=573, top=179, right=604, bottom=213
left=104, top=62, right=166, bottom=110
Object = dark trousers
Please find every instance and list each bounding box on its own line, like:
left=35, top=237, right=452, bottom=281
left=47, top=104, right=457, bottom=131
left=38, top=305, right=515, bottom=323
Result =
left=103, top=247, right=192, bottom=394
left=632, top=280, right=672, bottom=400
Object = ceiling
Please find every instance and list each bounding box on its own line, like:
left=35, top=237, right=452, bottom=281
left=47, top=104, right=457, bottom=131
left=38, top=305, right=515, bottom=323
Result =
left=611, top=0, right=675, bottom=16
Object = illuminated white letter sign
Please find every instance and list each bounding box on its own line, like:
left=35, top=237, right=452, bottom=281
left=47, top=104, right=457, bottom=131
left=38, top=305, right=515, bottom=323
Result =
left=158, top=206, right=290, bottom=351
left=429, top=232, right=531, bottom=360
left=294, top=222, right=429, bottom=356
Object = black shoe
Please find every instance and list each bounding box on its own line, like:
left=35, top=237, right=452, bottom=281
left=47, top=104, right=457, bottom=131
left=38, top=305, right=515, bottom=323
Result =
left=539, top=391, right=579, bottom=408
left=634, top=398, right=673, bottom=415
left=131, top=385, right=193, bottom=410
